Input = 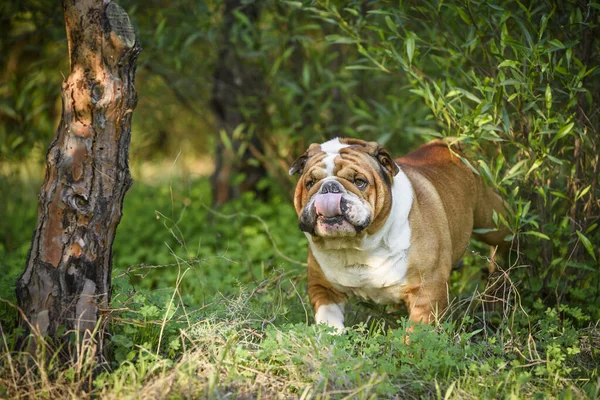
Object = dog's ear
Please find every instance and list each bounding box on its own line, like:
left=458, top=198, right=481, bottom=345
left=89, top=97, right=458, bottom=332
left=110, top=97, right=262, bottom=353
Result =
left=289, top=143, right=321, bottom=176
left=289, top=152, right=308, bottom=175
left=375, top=145, right=399, bottom=177
left=360, top=141, right=399, bottom=177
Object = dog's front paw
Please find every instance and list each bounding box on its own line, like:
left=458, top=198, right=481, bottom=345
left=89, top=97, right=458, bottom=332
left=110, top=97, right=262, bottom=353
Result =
left=315, top=303, right=345, bottom=334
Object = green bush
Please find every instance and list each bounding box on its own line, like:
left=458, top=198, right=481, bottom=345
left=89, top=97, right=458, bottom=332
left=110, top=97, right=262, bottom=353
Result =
left=300, top=0, right=599, bottom=322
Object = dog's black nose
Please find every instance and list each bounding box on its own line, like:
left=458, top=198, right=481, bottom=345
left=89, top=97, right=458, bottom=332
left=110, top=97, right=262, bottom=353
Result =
left=320, top=180, right=343, bottom=194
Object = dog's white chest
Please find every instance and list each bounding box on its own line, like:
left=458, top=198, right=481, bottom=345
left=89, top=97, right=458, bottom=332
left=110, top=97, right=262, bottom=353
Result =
left=317, top=248, right=410, bottom=304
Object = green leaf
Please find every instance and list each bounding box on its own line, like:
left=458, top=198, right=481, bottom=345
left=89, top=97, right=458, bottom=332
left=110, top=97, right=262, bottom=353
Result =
left=566, top=261, right=596, bottom=271
left=460, top=157, right=480, bottom=176
left=302, top=63, right=311, bottom=88
left=325, top=34, right=356, bottom=44
left=154, top=18, right=166, bottom=40
left=502, top=159, right=527, bottom=183
left=576, top=231, right=597, bottom=261
left=406, top=33, right=415, bottom=63
left=366, top=10, right=394, bottom=15
left=548, top=38, right=565, bottom=49
left=343, top=7, right=360, bottom=16
left=345, top=65, right=381, bottom=71
left=0, top=103, right=18, bottom=120
left=385, top=16, right=397, bottom=33
left=457, top=7, right=470, bottom=24
left=550, top=122, right=574, bottom=144
left=283, top=1, right=303, bottom=8
left=219, top=129, right=233, bottom=152
left=523, top=231, right=550, bottom=240
left=10, top=137, right=24, bottom=149
left=525, top=158, right=543, bottom=179
left=473, top=228, right=497, bottom=234
left=270, top=46, right=295, bottom=76
left=498, top=60, right=519, bottom=69
left=545, top=84, right=552, bottom=111
left=500, top=79, right=522, bottom=86
left=232, top=123, right=246, bottom=140
left=477, top=159, right=494, bottom=184
left=455, top=88, right=482, bottom=104
left=538, top=14, right=549, bottom=41
left=546, top=154, right=564, bottom=165
left=575, top=185, right=591, bottom=201
left=233, top=10, right=252, bottom=27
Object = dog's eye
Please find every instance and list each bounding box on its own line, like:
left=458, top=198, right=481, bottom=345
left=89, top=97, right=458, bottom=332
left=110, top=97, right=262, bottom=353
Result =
left=305, top=180, right=315, bottom=189
left=354, top=178, right=368, bottom=190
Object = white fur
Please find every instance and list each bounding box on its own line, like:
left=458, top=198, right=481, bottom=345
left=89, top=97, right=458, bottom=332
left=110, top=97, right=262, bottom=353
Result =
left=320, top=138, right=349, bottom=176
left=308, top=166, right=414, bottom=306
left=341, top=193, right=371, bottom=225
left=315, top=303, right=345, bottom=333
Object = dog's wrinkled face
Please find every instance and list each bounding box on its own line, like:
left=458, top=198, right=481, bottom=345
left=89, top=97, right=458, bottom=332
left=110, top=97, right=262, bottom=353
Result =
left=290, top=138, right=399, bottom=245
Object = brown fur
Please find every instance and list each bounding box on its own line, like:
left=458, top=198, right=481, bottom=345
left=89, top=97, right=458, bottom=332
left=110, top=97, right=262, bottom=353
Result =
left=397, top=140, right=509, bottom=322
left=294, top=138, right=510, bottom=326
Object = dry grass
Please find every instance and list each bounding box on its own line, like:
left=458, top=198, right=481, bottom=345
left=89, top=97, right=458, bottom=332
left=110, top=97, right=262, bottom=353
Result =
left=2, top=271, right=598, bottom=400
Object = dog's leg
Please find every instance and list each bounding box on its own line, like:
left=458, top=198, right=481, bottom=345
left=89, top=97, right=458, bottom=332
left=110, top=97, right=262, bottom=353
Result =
left=314, top=302, right=345, bottom=333
left=399, top=279, right=448, bottom=345
left=482, top=244, right=510, bottom=317
left=307, top=254, right=346, bottom=333
left=471, top=183, right=513, bottom=318
left=403, top=279, right=449, bottom=325
left=473, top=184, right=512, bottom=273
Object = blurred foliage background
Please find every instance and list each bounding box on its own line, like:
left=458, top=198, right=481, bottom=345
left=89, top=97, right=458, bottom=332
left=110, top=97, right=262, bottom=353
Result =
left=1, top=0, right=599, bottom=319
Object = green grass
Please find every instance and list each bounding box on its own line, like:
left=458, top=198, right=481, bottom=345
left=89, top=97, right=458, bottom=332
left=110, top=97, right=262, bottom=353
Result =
left=1, top=175, right=599, bottom=399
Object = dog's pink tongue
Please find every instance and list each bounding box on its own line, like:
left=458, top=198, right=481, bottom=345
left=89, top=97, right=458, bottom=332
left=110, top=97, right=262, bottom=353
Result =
left=315, top=193, right=342, bottom=217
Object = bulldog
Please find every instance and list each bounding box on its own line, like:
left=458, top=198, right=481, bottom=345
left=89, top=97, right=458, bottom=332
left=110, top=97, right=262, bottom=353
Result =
left=289, top=138, right=509, bottom=332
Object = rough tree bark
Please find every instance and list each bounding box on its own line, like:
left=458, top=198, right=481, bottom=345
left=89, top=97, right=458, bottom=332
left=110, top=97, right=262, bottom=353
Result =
left=210, top=0, right=268, bottom=206
left=16, top=0, right=140, bottom=350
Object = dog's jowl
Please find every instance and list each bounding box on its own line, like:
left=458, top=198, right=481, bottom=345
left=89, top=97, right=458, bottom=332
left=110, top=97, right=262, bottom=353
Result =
left=289, top=138, right=509, bottom=332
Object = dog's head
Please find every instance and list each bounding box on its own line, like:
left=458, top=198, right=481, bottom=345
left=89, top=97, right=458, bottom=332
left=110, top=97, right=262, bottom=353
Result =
left=290, top=138, right=399, bottom=247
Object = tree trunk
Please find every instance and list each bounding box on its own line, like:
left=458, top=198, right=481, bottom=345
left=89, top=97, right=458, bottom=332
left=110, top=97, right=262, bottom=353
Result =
left=16, top=0, right=140, bottom=352
left=210, top=0, right=268, bottom=206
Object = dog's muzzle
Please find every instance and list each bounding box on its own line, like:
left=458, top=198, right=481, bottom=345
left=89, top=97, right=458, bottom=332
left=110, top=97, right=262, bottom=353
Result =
left=299, top=180, right=371, bottom=237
